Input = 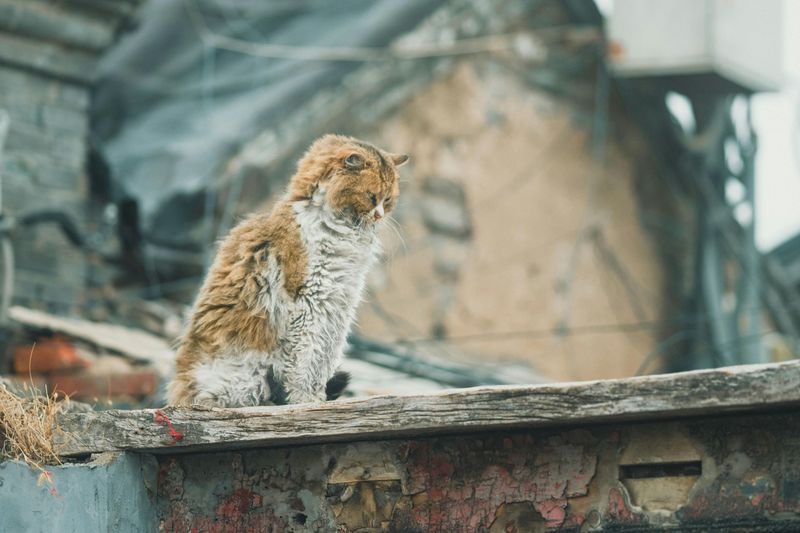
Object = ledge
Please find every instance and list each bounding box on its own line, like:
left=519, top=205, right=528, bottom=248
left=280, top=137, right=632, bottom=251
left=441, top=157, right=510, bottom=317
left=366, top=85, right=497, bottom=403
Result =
left=0, top=0, right=142, bottom=84
left=54, top=360, right=800, bottom=457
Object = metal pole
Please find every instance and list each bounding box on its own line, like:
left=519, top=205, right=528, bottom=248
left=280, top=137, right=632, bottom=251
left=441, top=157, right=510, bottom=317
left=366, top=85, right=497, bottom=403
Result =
left=0, top=110, right=11, bottom=324
left=0, top=109, right=8, bottom=213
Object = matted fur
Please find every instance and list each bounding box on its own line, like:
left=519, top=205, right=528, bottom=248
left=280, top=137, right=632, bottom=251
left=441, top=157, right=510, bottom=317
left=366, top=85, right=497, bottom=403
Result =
left=167, top=135, right=408, bottom=406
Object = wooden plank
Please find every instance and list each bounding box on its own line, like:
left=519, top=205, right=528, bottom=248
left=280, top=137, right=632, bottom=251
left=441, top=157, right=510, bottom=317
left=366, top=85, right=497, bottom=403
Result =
left=55, top=360, right=800, bottom=456
left=0, top=0, right=115, bottom=51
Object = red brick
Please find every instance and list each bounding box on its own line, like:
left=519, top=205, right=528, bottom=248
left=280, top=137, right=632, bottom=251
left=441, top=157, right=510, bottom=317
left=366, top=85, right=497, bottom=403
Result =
left=13, top=336, right=88, bottom=374
left=48, top=368, right=158, bottom=401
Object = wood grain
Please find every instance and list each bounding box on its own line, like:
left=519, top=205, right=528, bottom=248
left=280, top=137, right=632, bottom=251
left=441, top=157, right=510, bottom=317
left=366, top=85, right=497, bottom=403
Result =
left=54, top=360, right=800, bottom=456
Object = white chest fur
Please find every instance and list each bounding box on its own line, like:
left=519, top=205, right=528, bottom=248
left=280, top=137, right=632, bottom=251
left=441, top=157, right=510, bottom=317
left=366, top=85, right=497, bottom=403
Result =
left=293, top=200, right=379, bottom=316
left=278, top=199, right=380, bottom=400
left=190, top=195, right=380, bottom=407
left=194, top=193, right=380, bottom=407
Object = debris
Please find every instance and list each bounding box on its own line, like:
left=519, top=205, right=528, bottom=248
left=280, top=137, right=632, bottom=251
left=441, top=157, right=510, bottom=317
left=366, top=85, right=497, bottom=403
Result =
left=8, top=306, right=174, bottom=378
left=49, top=368, right=158, bottom=403
left=13, top=335, right=88, bottom=374
left=3, top=307, right=174, bottom=406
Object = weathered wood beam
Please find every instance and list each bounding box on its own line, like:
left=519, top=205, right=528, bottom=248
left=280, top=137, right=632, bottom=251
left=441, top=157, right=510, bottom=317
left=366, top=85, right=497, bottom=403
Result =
left=0, top=0, right=116, bottom=51
left=0, top=32, right=96, bottom=84
left=55, top=360, right=800, bottom=456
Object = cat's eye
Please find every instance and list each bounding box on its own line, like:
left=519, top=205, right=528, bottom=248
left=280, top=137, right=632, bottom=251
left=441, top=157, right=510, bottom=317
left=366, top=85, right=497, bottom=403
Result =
left=344, top=153, right=363, bottom=169
left=368, top=193, right=377, bottom=206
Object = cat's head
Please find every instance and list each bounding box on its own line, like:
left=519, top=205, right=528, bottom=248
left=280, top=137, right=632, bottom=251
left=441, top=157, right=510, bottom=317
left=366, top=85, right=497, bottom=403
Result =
left=289, top=135, right=408, bottom=225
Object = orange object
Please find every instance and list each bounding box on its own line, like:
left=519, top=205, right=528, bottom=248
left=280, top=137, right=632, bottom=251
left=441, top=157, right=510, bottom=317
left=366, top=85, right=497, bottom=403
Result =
left=48, top=369, right=158, bottom=401
left=607, top=40, right=625, bottom=59
left=13, top=336, right=88, bottom=374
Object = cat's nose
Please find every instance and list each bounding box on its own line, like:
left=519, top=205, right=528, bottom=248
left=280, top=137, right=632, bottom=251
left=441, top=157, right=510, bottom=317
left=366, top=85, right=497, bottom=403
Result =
left=373, top=202, right=384, bottom=221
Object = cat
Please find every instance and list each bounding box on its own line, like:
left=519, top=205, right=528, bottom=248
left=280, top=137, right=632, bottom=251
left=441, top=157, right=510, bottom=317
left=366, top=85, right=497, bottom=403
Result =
left=166, top=134, right=408, bottom=407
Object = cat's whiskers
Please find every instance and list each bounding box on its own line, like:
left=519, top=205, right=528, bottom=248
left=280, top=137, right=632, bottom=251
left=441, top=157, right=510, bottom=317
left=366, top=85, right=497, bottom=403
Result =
left=383, top=215, right=407, bottom=255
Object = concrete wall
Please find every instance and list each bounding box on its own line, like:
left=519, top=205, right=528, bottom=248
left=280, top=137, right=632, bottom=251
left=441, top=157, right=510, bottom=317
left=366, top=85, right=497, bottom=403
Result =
left=3, top=412, right=798, bottom=531
left=153, top=411, right=800, bottom=531
left=0, top=452, right=157, bottom=533
left=357, top=60, right=669, bottom=381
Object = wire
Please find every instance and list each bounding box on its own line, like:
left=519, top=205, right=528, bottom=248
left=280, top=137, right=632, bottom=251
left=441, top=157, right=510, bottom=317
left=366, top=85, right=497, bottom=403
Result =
left=406, top=320, right=663, bottom=344
left=0, top=237, right=13, bottom=324
left=183, top=0, right=599, bottom=63
left=660, top=327, right=780, bottom=376
left=556, top=51, right=610, bottom=334
left=591, top=229, right=656, bottom=318
left=635, top=329, right=694, bottom=376
left=365, top=292, right=461, bottom=363
left=401, top=296, right=800, bottom=345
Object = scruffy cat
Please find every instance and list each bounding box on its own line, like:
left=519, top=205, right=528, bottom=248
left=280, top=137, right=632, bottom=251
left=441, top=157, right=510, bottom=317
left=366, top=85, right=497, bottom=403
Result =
left=167, top=135, right=407, bottom=407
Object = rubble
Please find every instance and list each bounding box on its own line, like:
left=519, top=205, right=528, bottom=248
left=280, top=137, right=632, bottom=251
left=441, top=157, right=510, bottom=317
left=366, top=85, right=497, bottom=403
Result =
left=8, top=306, right=174, bottom=377
left=3, top=306, right=173, bottom=407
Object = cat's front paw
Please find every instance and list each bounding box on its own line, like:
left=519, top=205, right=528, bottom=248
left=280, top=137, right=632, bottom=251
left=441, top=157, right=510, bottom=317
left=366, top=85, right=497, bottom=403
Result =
left=286, top=389, right=326, bottom=405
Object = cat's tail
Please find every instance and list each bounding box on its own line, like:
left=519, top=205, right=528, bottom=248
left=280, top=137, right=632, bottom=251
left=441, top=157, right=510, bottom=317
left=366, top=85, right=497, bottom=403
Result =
left=325, top=370, right=351, bottom=401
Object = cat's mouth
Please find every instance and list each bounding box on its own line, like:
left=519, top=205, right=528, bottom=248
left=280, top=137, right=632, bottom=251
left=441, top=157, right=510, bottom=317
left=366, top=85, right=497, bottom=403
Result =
left=354, top=214, right=381, bottom=230
left=338, top=207, right=380, bottom=229
left=323, top=207, right=378, bottom=233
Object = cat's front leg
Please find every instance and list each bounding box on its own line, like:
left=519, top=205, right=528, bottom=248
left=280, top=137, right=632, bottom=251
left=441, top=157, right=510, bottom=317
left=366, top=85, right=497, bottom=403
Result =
left=281, top=311, right=329, bottom=404
left=283, top=356, right=327, bottom=404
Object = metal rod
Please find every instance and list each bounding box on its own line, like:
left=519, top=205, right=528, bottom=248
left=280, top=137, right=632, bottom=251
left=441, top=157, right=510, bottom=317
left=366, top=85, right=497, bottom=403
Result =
left=0, top=109, right=9, bottom=213
left=0, top=109, right=11, bottom=324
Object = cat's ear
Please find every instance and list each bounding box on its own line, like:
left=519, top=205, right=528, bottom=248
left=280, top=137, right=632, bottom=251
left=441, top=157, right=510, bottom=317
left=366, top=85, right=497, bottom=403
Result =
left=390, top=153, right=410, bottom=167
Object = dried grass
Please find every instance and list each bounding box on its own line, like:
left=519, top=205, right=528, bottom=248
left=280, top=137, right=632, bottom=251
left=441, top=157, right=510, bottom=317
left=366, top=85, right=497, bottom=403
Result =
left=0, top=381, right=63, bottom=469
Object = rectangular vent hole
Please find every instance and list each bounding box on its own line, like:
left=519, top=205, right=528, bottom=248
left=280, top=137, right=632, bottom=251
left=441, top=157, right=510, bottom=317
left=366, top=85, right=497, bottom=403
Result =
left=619, top=461, right=702, bottom=480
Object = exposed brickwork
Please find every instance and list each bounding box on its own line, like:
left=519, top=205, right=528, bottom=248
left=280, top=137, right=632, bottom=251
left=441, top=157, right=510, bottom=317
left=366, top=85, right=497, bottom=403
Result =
left=0, top=1, right=140, bottom=313
left=156, top=412, right=800, bottom=532
left=48, top=368, right=158, bottom=401
left=0, top=66, right=90, bottom=311
left=12, top=335, right=87, bottom=373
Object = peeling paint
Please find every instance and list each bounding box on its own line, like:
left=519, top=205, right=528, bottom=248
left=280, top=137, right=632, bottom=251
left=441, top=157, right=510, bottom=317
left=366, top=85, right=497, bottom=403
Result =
left=150, top=413, right=800, bottom=532
left=399, top=433, right=597, bottom=531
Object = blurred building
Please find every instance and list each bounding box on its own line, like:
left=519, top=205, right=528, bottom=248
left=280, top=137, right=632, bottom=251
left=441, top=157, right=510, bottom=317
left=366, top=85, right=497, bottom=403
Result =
left=0, top=0, right=141, bottom=310
left=92, top=0, right=673, bottom=381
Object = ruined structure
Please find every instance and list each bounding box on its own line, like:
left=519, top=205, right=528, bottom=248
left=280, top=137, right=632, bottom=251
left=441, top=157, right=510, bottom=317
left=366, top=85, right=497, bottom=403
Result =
left=0, top=0, right=140, bottom=311
left=2, top=360, right=799, bottom=531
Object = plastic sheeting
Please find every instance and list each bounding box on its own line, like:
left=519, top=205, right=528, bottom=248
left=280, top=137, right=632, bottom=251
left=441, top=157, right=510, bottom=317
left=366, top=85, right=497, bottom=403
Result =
left=93, top=0, right=443, bottom=251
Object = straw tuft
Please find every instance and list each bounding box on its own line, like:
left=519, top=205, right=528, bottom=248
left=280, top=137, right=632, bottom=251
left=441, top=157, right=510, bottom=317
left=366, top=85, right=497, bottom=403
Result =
left=0, top=380, right=64, bottom=469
